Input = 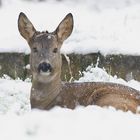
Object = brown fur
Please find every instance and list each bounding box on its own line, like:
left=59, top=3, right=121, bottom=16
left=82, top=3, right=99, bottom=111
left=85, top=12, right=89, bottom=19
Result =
left=18, top=12, right=140, bottom=113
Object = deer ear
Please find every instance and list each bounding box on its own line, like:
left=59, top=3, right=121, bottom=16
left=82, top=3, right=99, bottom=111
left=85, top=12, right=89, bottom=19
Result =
left=55, top=13, right=73, bottom=42
left=18, top=12, right=36, bottom=42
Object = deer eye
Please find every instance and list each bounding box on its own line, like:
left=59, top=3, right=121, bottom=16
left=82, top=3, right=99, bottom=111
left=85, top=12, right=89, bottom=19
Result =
left=33, top=47, right=38, bottom=53
left=53, top=48, right=58, bottom=53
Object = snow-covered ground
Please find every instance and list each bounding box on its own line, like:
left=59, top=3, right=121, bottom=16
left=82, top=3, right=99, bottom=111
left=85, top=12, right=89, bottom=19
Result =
left=1, top=0, right=140, bottom=140
left=0, top=66, right=140, bottom=140
left=1, top=0, right=140, bottom=55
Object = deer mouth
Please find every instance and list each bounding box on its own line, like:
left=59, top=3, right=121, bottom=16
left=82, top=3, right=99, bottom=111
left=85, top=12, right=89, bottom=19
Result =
left=39, top=70, right=51, bottom=76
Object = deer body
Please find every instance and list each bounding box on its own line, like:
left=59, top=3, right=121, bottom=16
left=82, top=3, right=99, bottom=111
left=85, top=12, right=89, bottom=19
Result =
left=18, top=12, right=140, bottom=113
left=31, top=81, right=140, bottom=113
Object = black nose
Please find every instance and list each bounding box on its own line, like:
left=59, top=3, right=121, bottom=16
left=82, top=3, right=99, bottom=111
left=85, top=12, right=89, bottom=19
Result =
left=38, top=62, right=52, bottom=73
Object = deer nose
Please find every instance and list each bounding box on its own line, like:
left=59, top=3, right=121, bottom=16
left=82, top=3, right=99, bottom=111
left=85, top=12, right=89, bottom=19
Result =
left=38, top=62, right=52, bottom=73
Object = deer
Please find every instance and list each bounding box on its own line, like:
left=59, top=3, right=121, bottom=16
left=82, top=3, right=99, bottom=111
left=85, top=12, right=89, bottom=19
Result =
left=18, top=12, right=140, bottom=113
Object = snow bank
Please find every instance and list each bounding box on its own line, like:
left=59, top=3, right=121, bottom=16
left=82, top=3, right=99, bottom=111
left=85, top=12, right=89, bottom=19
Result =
left=77, top=65, right=140, bottom=91
left=1, top=0, right=140, bottom=55
left=0, top=66, right=140, bottom=140
left=1, top=106, right=140, bottom=140
left=0, top=76, right=31, bottom=114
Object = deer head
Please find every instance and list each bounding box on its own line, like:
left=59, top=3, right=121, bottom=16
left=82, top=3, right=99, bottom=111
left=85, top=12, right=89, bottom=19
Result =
left=18, top=12, right=73, bottom=83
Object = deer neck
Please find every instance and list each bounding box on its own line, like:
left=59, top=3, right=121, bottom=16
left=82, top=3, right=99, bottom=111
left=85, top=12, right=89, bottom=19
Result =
left=31, top=73, right=62, bottom=109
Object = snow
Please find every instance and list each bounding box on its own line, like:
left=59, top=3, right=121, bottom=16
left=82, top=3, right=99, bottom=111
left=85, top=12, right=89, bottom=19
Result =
left=0, top=75, right=31, bottom=114
left=0, top=66, right=140, bottom=140
left=1, top=0, right=140, bottom=55
left=1, top=0, right=140, bottom=140
left=77, top=64, right=140, bottom=91
left=1, top=106, right=140, bottom=140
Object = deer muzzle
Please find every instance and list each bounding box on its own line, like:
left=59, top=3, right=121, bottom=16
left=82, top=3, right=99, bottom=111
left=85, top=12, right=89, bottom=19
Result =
left=38, top=62, right=52, bottom=74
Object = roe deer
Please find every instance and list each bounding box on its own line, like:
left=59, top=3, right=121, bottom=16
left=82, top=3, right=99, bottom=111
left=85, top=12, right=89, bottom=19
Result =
left=18, top=12, right=140, bottom=113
